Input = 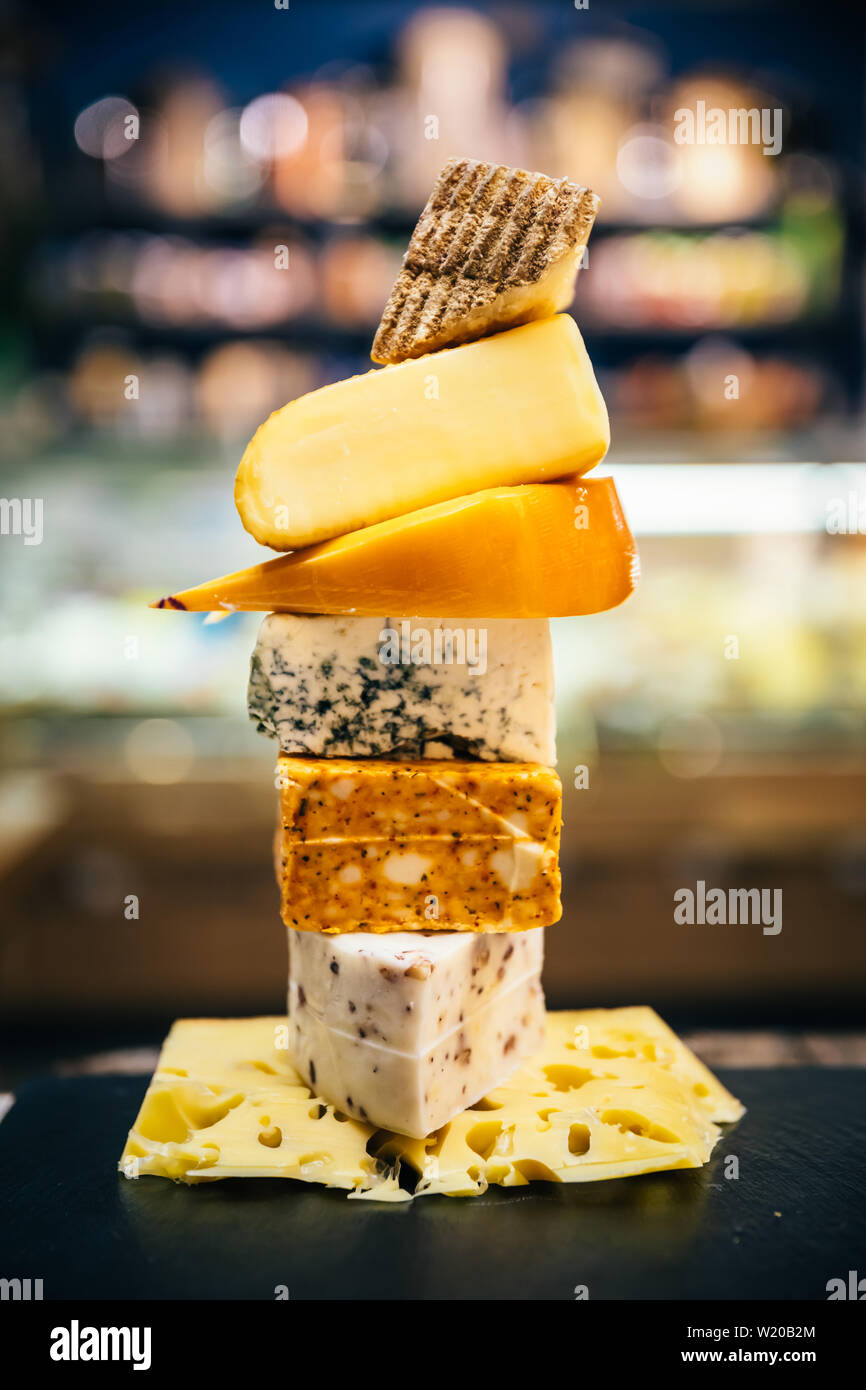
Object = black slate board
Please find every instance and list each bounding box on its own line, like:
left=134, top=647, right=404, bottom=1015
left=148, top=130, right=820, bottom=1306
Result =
left=1, top=1070, right=863, bottom=1301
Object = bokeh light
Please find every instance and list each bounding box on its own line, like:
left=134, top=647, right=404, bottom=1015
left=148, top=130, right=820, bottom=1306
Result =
left=239, top=92, right=308, bottom=160
left=123, top=718, right=196, bottom=784
left=73, top=96, right=139, bottom=160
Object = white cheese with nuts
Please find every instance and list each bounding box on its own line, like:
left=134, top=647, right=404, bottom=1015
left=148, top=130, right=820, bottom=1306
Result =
left=289, top=969, right=545, bottom=1138
left=287, top=927, right=545, bottom=1135
left=288, top=926, right=543, bottom=1052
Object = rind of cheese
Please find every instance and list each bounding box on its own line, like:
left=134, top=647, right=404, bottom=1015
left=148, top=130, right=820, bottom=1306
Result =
left=247, top=614, right=556, bottom=764
left=233, top=315, right=608, bottom=550
left=152, top=477, right=638, bottom=620
left=275, top=757, right=562, bottom=933
left=372, top=157, right=599, bottom=364
left=288, top=973, right=546, bottom=1138
left=118, top=1009, right=744, bottom=1198
left=287, top=926, right=544, bottom=1052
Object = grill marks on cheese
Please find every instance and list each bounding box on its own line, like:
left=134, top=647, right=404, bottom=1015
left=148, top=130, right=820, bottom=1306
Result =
left=372, top=158, right=599, bottom=364
left=233, top=315, right=609, bottom=550
left=118, top=1009, right=744, bottom=1197
left=275, top=758, right=562, bottom=933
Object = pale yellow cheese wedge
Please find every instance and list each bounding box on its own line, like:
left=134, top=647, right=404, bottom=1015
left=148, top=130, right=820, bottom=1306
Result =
left=234, top=314, right=609, bottom=550
left=118, top=1009, right=744, bottom=1198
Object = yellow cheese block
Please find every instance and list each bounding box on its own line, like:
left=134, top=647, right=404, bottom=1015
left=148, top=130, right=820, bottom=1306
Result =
left=275, top=757, right=562, bottom=933
left=234, top=315, right=609, bottom=549
left=153, top=476, right=638, bottom=618
left=118, top=1009, right=744, bottom=1199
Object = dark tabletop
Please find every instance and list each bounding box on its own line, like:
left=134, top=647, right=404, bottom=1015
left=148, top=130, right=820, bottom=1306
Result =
left=1, top=1069, right=864, bottom=1301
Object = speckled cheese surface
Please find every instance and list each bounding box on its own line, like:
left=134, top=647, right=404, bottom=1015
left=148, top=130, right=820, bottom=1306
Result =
left=287, top=927, right=544, bottom=1051
left=289, top=972, right=546, bottom=1138
left=275, top=757, right=562, bottom=932
left=286, top=927, right=545, bottom=1135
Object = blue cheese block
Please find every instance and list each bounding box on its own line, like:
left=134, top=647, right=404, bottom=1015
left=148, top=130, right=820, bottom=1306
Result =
left=248, top=614, right=555, bottom=764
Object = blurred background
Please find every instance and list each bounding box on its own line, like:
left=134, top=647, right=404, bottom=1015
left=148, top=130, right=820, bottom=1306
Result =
left=0, top=0, right=864, bottom=1078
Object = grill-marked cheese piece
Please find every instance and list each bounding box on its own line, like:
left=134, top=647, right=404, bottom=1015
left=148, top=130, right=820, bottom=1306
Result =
left=287, top=926, right=544, bottom=1052
left=275, top=757, right=562, bottom=933
left=118, top=1009, right=744, bottom=1196
left=234, top=315, right=608, bottom=550
left=248, top=614, right=555, bottom=763
left=372, top=158, right=599, bottom=364
left=289, top=971, right=545, bottom=1137
left=152, top=476, right=638, bottom=618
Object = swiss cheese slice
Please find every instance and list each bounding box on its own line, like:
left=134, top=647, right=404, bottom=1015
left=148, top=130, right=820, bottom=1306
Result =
left=119, top=1009, right=744, bottom=1199
left=153, top=476, right=637, bottom=618
left=372, top=157, right=599, bottom=364
left=234, top=314, right=608, bottom=550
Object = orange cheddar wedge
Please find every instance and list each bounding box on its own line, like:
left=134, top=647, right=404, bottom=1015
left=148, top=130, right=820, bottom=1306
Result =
left=151, top=476, right=639, bottom=619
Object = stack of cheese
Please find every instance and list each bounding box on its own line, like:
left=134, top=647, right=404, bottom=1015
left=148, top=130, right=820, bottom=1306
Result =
left=122, top=159, right=742, bottom=1198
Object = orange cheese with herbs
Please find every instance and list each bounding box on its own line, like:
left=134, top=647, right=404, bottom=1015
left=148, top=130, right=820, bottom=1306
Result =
left=275, top=757, right=562, bottom=933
